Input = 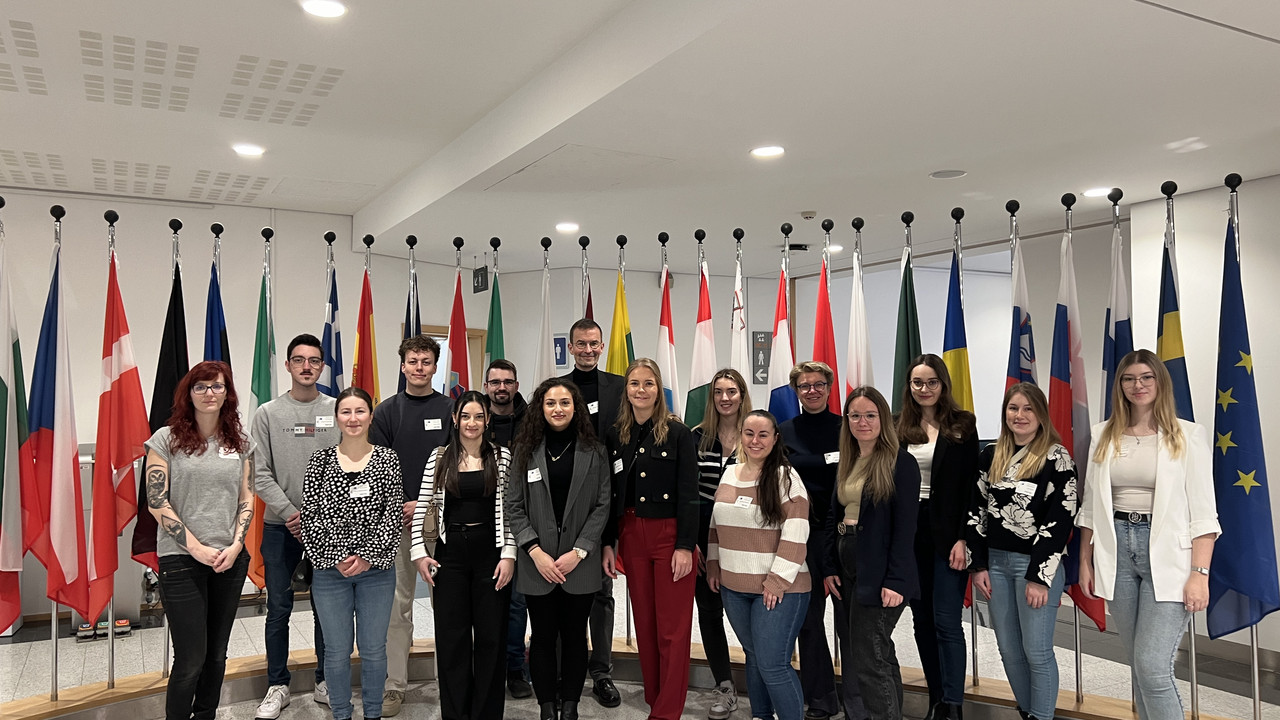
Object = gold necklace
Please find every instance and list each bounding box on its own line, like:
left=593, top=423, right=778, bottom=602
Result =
left=546, top=439, right=575, bottom=462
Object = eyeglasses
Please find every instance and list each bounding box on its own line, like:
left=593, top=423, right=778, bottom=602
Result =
left=847, top=412, right=879, bottom=423
left=910, top=378, right=941, bottom=390
left=797, top=382, right=829, bottom=393
left=1120, top=374, right=1157, bottom=388
left=486, top=379, right=517, bottom=387
left=289, top=356, right=324, bottom=368
left=192, top=383, right=227, bottom=395
left=572, top=341, right=603, bottom=351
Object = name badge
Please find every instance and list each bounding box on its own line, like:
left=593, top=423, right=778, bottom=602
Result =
left=218, top=447, right=238, bottom=459
left=1015, top=481, right=1037, bottom=496
left=349, top=483, right=371, bottom=499
left=588, top=401, right=599, bottom=415
left=613, top=458, right=624, bottom=474
left=824, top=451, right=840, bottom=465
left=424, top=418, right=442, bottom=431
left=316, top=416, right=334, bottom=428
left=527, top=468, right=542, bottom=483
left=734, top=495, right=754, bottom=509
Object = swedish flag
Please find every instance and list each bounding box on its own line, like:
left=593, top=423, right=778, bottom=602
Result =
left=1157, top=226, right=1193, bottom=419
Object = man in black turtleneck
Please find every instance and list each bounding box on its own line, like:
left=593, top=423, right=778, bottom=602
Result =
left=780, top=361, right=868, bottom=720
left=557, top=318, right=623, bottom=708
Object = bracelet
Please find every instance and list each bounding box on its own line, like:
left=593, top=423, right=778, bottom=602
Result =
left=1191, top=566, right=1210, bottom=576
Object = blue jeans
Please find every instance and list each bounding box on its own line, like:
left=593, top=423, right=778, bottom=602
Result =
left=507, top=586, right=528, bottom=673
left=986, top=549, right=1064, bottom=720
left=261, top=522, right=326, bottom=686
left=311, top=566, right=397, bottom=720
left=721, top=587, right=808, bottom=720
left=1110, top=518, right=1191, bottom=720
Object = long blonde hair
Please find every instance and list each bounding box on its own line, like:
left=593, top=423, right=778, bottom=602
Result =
left=990, top=383, right=1061, bottom=481
left=837, top=386, right=898, bottom=505
left=695, top=368, right=752, bottom=453
left=616, top=358, right=680, bottom=446
left=1092, top=349, right=1185, bottom=463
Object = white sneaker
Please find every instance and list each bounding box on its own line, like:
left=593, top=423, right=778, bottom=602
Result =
left=709, top=680, right=737, bottom=719
left=313, top=680, right=329, bottom=706
left=256, top=685, right=291, bottom=720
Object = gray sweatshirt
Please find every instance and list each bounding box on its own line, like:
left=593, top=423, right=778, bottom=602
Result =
left=251, top=391, right=338, bottom=524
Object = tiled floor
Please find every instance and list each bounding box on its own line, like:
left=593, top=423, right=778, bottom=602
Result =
left=2, top=578, right=1277, bottom=719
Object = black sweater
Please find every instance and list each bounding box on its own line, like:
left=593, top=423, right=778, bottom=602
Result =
left=780, top=410, right=843, bottom=524
left=369, top=391, right=453, bottom=501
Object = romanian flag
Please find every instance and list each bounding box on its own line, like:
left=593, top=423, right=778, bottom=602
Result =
left=942, top=251, right=973, bottom=412
left=352, top=269, right=380, bottom=405
left=892, top=245, right=921, bottom=414
left=812, top=259, right=841, bottom=414
left=1101, top=224, right=1133, bottom=420
left=767, top=263, right=798, bottom=423
left=684, top=260, right=717, bottom=425
left=605, top=270, right=634, bottom=377
left=446, top=268, right=470, bottom=398
left=0, top=230, right=31, bottom=632
left=656, top=265, right=682, bottom=417
left=1157, top=219, right=1193, bottom=420
left=1006, top=239, right=1037, bottom=388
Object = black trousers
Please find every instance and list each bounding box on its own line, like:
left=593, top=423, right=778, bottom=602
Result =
left=798, top=523, right=868, bottom=719
left=158, top=551, right=249, bottom=720
left=526, top=586, right=595, bottom=704
left=696, top=519, right=733, bottom=685
left=839, top=531, right=906, bottom=720
left=434, top=525, right=513, bottom=720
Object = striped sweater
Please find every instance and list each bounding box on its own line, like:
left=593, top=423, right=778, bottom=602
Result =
left=707, top=463, right=811, bottom=597
left=410, top=446, right=516, bottom=561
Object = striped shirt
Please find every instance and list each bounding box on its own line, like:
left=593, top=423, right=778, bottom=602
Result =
left=707, top=463, right=811, bottom=597
left=410, top=446, right=516, bottom=561
left=693, top=427, right=738, bottom=505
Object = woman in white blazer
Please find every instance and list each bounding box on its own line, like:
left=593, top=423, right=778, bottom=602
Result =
left=1076, top=349, right=1219, bottom=720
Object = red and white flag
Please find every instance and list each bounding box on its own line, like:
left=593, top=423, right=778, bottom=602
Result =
left=446, top=268, right=470, bottom=398
left=656, top=265, right=682, bottom=417
left=812, top=258, right=841, bottom=413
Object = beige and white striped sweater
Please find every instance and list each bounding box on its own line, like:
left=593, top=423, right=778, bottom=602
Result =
left=706, top=464, right=811, bottom=597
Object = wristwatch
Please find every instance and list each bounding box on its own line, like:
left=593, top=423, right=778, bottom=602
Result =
left=1191, top=566, right=1210, bottom=576
left=574, top=547, right=588, bottom=560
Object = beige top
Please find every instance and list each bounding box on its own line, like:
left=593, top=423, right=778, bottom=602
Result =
left=837, top=456, right=869, bottom=524
left=1111, top=434, right=1157, bottom=514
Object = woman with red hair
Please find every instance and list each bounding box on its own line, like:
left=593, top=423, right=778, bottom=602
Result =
left=144, top=361, right=256, bottom=720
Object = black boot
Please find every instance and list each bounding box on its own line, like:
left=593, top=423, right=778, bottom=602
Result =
left=540, top=702, right=556, bottom=720
left=561, top=700, right=579, bottom=720
left=922, top=702, right=939, bottom=720
left=935, top=703, right=963, bottom=720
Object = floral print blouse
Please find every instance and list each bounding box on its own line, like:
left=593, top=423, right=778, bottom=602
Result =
left=966, top=443, right=1078, bottom=586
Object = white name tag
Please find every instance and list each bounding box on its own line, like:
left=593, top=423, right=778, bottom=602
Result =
left=424, top=418, right=442, bottom=431
left=349, top=483, right=371, bottom=498
left=218, top=447, right=238, bottom=459
left=613, top=458, right=624, bottom=474
left=588, top=401, right=599, bottom=415
left=1015, top=481, right=1037, bottom=496
left=734, top=495, right=754, bottom=509
left=527, top=468, right=542, bottom=483
left=316, top=416, right=334, bottom=428
left=824, top=451, right=840, bottom=465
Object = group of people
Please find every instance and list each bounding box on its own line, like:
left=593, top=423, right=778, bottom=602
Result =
left=143, top=309, right=1218, bottom=720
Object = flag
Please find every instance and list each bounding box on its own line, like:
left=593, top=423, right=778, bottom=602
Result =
left=352, top=269, right=380, bottom=405
left=22, top=243, right=89, bottom=618
left=533, top=263, right=555, bottom=383
left=446, top=269, right=470, bottom=398
left=203, top=262, right=230, bottom=364
left=812, top=259, right=841, bottom=414
left=729, top=254, right=750, bottom=384
left=583, top=271, right=594, bottom=321
left=656, top=265, right=682, bottom=417
left=844, top=249, right=873, bottom=397
left=767, top=264, right=798, bottom=423
left=243, top=257, right=276, bottom=590
left=1207, top=218, right=1279, bottom=638
left=605, top=270, right=634, bottom=376
left=1157, top=220, right=1193, bottom=420
left=397, top=266, right=421, bottom=394
left=942, top=252, right=973, bottom=412
left=1048, top=230, right=1106, bottom=631
left=1101, top=225, right=1133, bottom=419
left=892, top=246, right=921, bottom=414
left=1006, top=239, right=1037, bottom=388
left=318, top=262, right=344, bottom=398
left=684, top=260, right=717, bottom=424
left=131, top=262, right=188, bottom=570
left=0, top=232, right=32, bottom=632
left=88, top=250, right=150, bottom=622
left=484, top=268, right=504, bottom=365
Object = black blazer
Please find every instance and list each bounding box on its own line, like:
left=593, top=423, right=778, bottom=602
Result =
left=824, top=447, right=922, bottom=607
left=505, top=441, right=612, bottom=597
left=558, top=368, right=625, bottom=440
left=603, top=419, right=699, bottom=552
left=918, top=430, right=980, bottom=557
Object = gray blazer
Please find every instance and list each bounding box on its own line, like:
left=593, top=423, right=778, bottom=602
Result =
left=505, top=440, right=611, bottom=597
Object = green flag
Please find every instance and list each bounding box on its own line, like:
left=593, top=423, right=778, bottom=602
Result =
left=251, top=269, right=275, bottom=410
left=892, top=245, right=921, bottom=414
left=485, top=270, right=504, bottom=365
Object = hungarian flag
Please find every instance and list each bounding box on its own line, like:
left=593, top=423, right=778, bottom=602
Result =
left=318, top=261, right=344, bottom=398
left=767, top=264, right=798, bottom=423
left=605, top=270, right=633, bottom=377
left=684, top=260, right=717, bottom=425
left=1101, top=224, right=1133, bottom=420
left=729, top=253, right=750, bottom=386
left=533, top=261, right=555, bottom=383
left=88, top=250, right=150, bottom=622
left=812, top=259, right=841, bottom=413
left=655, top=265, right=682, bottom=417
left=243, top=255, right=276, bottom=589
left=844, top=249, right=873, bottom=396
left=446, top=268, right=470, bottom=398
left=1006, top=239, right=1037, bottom=388
left=204, top=261, right=230, bottom=364
left=1157, top=216, right=1193, bottom=420
left=942, top=251, right=973, bottom=412
left=398, top=265, right=421, bottom=394
left=23, top=242, right=90, bottom=618
left=352, top=269, right=380, bottom=405
left=0, top=232, right=32, bottom=633
left=484, top=267, right=504, bottom=365
left=892, top=245, right=921, bottom=414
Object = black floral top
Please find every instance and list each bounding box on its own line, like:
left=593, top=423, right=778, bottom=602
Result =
left=965, top=443, right=1078, bottom=586
left=301, top=445, right=404, bottom=571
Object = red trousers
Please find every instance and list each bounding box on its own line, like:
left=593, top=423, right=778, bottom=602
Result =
left=619, top=512, right=695, bottom=720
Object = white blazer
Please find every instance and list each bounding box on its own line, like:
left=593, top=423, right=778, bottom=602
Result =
left=1078, top=419, right=1220, bottom=602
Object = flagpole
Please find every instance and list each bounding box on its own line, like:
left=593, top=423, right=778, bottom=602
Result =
left=696, top=228, right=706, bottom=269
left=780, top=222, right=792, bottom=285
left=618, top=230, right=632, bottom=646
left=951, top=207, right=965, bottom=305
left=169, top=218, right=182, bottom=278
left=491, top=236, right=501, bottom=275
left=821, top=219, right=832, bottom=282
left=580, top=235, right=590, bottom=318
left=48, top=204, right=65, bottom=703
left=211, top=223, right=223, bottom=282
left=1006, top=200, right=1020, bottom=271
left=407, top=234, right=419, bottom=332
left=103, top=209, right=121, bottom=690
left=364, top=234, right=373, bottom=273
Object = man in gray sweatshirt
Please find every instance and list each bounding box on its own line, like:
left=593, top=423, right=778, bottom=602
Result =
left=253, top=334, right=339, bottom=720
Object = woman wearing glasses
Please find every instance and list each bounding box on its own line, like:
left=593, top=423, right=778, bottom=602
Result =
left=897, top=355, right=978, bottom=720
left=963, top=383, right=1077, bottom=720
left=1076, top=350, right=1218, bottom=720
left=780, top=362, right=864, bottom=720
left=823, top=386, right=920, bottom=720
left=144, top=361, right=255, bottom=720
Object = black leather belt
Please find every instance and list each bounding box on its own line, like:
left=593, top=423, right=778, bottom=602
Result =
left=1115, top=510, right=1152, bottom=523
left=837, top=522, right=857, bottom=536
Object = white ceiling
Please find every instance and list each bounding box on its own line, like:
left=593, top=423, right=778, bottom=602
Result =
left=2, top=0, right=1279, bottom=277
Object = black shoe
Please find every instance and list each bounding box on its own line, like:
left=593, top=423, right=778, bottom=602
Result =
left=561, top=700, right=579, bottom=720
left=540, top=702, right=557, bottom=720
left=592, top=678, right=621, bottom=708
left=935, top=703, right=963, bottom=720
left=804, top=711, right=831, bottom=720
left=507, top=670, right=533, bottom=699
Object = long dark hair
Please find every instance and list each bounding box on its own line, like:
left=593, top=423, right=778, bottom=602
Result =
left=736, top=410, right=793, bottom=527
left=438, top=391, right=499, bottom=496
left=168, top=361, right=247, bottom=456
left=897, top=354, right=976, bottom=445
left=513, top=378, right=599, bottom=464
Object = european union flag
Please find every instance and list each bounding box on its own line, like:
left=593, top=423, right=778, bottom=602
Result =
left=1207, top=219, right=1279, bottom=639
left=1157, top=228, right=1193, bottom=420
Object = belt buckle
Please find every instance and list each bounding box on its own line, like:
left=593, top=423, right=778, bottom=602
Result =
left=1127, top=511, right=1142, bottom=524
left=837, top=523, right=847, bottom=536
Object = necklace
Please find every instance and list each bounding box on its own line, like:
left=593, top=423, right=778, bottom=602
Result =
left=546, top=438, right=575, bottom=462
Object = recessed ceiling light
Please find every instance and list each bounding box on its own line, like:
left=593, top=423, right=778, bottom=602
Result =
left=232, top=143, right=265, bottom=157
left=1083, top=187, right=1111, bottom=198
left=750, top=146, right=785, bottom=159
left=555, top=222, right=579, bottom=233
left=302, top=0, right=347, bottom=18
left=829, top=244, right=844, bottom=253
left=929, top=170, right=967, bottom=180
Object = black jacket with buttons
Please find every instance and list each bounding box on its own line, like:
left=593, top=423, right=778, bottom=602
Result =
left=602, top=418, right=699, bottom=551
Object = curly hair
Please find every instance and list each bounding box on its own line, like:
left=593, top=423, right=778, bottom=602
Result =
left=167, top=361, right=247, bottom=456
left=512, top=378, right=600, bottom=465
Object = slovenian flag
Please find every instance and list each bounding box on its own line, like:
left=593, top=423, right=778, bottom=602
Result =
left=446, top=268, right=470, bottom=398
left=767, top=263, right=798, bottom=423
left=1157, top=217, right=1193, bottom=420
left=812, top=259, right=841, bottom=414
left=942, top=251, right=973, bottom=411
left=656, top=265, right=682, bottom=417
left=1006, top=238, right=1037, bottom=388
left=684, top=260, right=717, bottom=424
left=1101, top=224, right=1133, bottom=419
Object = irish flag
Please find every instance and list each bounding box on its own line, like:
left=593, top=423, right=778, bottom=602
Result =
left=684, top=260, right=717, bottom=425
